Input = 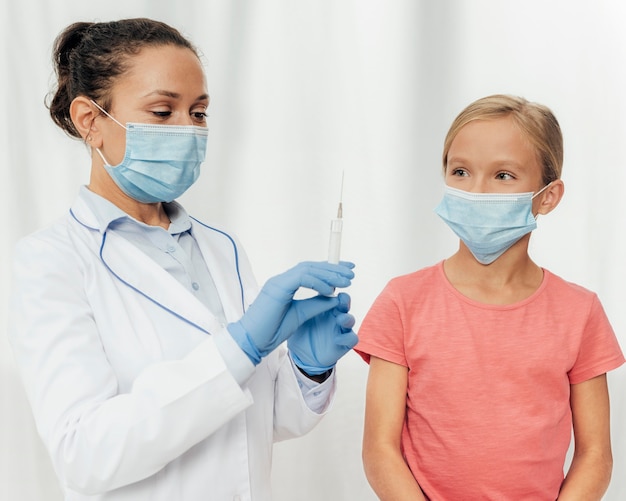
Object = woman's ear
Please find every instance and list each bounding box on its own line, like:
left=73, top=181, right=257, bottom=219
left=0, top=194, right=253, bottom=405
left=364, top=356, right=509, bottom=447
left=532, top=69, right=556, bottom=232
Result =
left=536, top=179, right=565, bottom=216
left=69, top=96, right=103, bottom=148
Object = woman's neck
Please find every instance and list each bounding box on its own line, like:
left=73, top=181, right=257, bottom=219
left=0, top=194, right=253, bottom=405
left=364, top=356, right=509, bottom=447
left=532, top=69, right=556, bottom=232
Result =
left=87, top=167, right=171, bottom=229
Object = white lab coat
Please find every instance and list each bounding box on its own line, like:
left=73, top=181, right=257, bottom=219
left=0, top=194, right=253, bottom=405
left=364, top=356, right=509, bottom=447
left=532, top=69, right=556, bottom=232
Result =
left=9, top=194, right=331, bottom=501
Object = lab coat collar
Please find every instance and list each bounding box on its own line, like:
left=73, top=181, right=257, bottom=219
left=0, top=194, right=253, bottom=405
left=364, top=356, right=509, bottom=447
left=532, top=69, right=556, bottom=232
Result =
left=69, top=192, right=238, bottom=336
left=76, top=185, right=128, bottom=233
left=76, top=186, right=192, bottom=236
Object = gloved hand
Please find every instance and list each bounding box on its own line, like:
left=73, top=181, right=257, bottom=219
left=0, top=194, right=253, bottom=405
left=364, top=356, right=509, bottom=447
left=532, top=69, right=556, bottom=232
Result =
left=288, top=292, right=358, bottom=375
left=227, top=261, right=355, bottom=365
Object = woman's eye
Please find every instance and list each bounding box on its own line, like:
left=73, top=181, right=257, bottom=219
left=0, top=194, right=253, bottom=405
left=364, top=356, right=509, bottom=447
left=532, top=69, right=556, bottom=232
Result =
left=149, top=109, right=207, bottom=122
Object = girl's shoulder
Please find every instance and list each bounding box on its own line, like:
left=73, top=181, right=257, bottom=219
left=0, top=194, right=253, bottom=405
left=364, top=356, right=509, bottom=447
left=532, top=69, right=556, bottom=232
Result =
left=541, top=268, right=599, bottom=302
left=386, top=261, right=445, bottom=291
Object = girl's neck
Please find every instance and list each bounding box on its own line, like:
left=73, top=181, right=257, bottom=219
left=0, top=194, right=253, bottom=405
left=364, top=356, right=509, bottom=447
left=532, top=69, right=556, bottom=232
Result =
left=443, top=242, right=544, bottom=305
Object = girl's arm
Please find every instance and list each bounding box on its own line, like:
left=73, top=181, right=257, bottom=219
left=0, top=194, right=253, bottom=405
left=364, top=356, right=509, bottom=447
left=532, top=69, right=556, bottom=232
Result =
left=362, top=356, right=427, bottom=500
left=558, top=373, right=613, bottom=500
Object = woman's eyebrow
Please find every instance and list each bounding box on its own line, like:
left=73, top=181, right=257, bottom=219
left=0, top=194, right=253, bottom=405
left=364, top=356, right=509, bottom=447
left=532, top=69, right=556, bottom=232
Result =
left=142, top=90, right=209, bottom=101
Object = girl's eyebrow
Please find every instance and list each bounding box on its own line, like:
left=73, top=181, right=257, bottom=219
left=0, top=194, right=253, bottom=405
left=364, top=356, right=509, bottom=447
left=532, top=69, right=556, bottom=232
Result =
left=448, top=156, right=527, bottom=170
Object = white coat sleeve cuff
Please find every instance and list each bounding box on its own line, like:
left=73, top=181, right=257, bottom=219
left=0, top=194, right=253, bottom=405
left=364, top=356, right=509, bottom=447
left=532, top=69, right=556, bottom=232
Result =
left=290, top=357, right=335, bottom=414
left=213, top=327, right=256, bottom=386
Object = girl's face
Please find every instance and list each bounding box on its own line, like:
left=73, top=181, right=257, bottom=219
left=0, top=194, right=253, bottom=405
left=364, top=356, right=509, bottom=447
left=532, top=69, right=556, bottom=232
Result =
left=95, top=44, right=209, bottom=166
left=444, top=116, right=545, bottom=197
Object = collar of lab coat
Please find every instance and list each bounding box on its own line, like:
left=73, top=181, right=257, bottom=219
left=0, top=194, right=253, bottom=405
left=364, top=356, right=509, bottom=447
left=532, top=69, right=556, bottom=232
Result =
left=69, top=192, right=247, bottom=336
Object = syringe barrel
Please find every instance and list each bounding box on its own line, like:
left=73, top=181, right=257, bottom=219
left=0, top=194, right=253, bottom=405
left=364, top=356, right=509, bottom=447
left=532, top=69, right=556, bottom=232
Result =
left=327, top=218, right=343, bottom=264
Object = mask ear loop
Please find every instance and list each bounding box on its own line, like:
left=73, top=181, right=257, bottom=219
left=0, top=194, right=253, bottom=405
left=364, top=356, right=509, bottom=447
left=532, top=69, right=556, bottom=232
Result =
left=94, top=147, right=110, bottom=167
left=531, top=181, right=553, bottom=200
left=89, top=99, right=128, bottom=130
left=531, top=181, right=554, bottom=219
left=89, top=100, right=127, bottom=167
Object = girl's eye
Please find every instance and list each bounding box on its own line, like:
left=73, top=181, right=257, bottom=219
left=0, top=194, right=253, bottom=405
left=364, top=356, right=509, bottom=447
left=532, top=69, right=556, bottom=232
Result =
left=496, top=172, right=514, bottom=180
left=450, top=168, right=468, bottom=177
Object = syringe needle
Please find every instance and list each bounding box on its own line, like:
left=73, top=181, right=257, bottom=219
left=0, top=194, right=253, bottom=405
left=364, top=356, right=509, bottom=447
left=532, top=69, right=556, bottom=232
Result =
left=337, top=170, right=344, bottom=218
left=328, top=171, right=344, bottom=264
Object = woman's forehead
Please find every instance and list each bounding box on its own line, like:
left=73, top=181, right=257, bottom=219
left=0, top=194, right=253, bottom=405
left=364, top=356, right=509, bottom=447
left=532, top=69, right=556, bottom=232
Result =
left=111, top=45, right=206, bottom=99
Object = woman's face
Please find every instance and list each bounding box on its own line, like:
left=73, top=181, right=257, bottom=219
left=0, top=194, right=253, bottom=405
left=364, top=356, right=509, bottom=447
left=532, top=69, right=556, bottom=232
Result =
left=96, top=44, right=209, bottom=166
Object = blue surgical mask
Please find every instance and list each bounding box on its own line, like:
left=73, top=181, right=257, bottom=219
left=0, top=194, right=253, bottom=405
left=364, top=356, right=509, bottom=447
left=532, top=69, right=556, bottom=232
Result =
left=91, top=100, right=208, bottom=203
left=434, top=184, right=550, bottom=265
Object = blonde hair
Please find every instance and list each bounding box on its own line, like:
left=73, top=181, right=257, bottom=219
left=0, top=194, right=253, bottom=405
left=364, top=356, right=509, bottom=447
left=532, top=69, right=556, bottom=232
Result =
left=442, top=95, right=563, bottom=185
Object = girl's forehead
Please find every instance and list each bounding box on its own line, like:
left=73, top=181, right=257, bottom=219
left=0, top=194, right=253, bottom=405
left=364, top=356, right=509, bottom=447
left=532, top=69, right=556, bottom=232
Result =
left=449, top=119, right=543, bottom=173
left=452, top=117, right=528, bottom=150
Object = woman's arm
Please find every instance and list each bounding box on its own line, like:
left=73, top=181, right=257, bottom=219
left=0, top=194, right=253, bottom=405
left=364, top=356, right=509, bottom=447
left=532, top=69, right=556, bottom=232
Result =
left=362, top=356, right=426, bottom=500
left=558, top=374, right=613, bottom=500
left=9, top=234, right=253, bottom=495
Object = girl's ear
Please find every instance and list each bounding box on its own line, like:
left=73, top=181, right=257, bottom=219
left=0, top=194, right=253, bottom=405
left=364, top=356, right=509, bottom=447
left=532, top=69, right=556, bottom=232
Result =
left=536, top=179, right=565, bottom=216
left=69, top=96, right=103, bottom=148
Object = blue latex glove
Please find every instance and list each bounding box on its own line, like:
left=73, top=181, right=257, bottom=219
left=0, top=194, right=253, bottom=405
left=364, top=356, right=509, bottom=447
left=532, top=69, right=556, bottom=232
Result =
left=288, top=292, right=358, bottom=375
left=228, top=261, right=355, bottom=365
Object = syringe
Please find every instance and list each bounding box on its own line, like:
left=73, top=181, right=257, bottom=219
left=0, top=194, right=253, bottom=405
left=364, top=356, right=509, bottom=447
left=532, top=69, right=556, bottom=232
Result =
left=327, top=172, right=344, bottom=264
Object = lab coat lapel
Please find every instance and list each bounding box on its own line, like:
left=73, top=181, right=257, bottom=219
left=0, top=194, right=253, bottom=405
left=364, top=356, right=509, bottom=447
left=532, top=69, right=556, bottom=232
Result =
left=191, top=223, right=246, bottom=323
left=100, top=231, right=223, bottom=335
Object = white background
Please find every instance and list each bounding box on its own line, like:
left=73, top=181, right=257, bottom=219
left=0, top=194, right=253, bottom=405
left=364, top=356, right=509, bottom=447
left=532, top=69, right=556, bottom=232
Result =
left=1, top=1, right=625, bottom=499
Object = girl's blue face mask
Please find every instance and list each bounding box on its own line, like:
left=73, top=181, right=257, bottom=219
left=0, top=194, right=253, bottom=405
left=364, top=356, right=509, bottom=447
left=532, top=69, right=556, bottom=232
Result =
left=434, top=184, right=550, bottom=265
left=91, top=100, right=208, bottom=204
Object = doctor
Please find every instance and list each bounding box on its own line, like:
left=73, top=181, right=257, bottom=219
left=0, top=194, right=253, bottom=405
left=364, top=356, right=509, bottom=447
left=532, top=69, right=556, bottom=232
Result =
left=9, top=18, right=357, bottom=501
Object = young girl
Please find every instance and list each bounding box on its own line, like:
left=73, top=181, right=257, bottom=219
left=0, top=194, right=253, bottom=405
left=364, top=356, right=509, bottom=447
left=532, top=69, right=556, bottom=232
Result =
left=357, top=94, right=624, bottom=500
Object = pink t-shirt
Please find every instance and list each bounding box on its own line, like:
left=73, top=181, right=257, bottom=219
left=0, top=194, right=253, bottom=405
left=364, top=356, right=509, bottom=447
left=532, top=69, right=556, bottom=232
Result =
left=356, top=261, right=624, bottom=500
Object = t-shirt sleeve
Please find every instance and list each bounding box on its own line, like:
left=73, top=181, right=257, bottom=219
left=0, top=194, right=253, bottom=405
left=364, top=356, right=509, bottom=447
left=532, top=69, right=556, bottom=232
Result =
left=355, top=281, right=408, bottom=367
left=568, top=294, right=625, bottom=384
